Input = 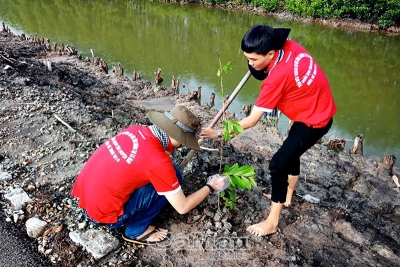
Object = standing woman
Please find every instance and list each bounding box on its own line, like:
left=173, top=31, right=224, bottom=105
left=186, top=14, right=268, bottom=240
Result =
left=201, top=24, right=336, bottom=236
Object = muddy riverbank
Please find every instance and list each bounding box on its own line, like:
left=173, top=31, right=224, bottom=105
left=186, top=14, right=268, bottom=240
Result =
left=193, top=1, right=400, bottom=35
left=0, top=26, right=399, bottom=267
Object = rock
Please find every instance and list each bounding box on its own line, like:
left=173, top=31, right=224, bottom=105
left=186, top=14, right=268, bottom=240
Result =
left=371, top=244, right=400, bottom=263
left=191, top=215, right=203, bottom=223
left=78, top=221, right=87, bottom=230
left=0, top=171, right=12, bottom=181
left=213, top=212, right=222, bottom=222
left=203, top=207, right=214, bottom=217
left=4, top=188, right=32, bottom=210
left=236, top=238, right=243, bottom=248
left=13, top=213, right=19, bottom=223
left=27, top=184, right=36, bottom=191
left=332, top=220, right=370, bottom=246
left=26, top=217, right=48, bottom=238
left=352, top=180, right=371, bottom=196
left=302, top=194, right=320, bottom=204
left=69, top=229, right=119, bottom=260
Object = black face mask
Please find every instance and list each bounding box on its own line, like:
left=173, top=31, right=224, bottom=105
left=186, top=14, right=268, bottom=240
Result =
left=248, top=64, right=268, bottom=81
left=247, top=28, right=291, bottom=81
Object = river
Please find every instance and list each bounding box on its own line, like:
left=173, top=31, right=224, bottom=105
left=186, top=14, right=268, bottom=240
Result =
left=1, top=0, right=399, bottom=168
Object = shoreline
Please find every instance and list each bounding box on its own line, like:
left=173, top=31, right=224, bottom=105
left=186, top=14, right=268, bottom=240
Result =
left=193, top=1, right=400, bottom=35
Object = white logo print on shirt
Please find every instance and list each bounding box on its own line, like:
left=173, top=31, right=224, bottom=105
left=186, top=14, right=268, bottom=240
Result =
left=106, top=131, right=139, bottom=164
left=294, top=53, right=317, bottom=88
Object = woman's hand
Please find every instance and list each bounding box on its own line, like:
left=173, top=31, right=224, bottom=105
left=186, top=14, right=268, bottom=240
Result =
left=200, top=127, right=218, bottom=139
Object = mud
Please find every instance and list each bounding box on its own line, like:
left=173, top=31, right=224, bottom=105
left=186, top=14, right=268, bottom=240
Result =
left=0, top=27, right=399, bottom=267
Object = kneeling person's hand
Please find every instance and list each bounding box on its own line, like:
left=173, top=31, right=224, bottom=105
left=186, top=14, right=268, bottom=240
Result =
left=207, top=174, right=231, bottom=194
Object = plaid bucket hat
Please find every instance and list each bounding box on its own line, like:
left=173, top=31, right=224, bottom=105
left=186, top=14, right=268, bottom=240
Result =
left=148, top=105, right=201, bottom=150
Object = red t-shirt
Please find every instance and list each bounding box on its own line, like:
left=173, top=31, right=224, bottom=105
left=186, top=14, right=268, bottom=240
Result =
left=254, top=40, right=337, bottom=128
left=71, top=126, right=180, bottom=223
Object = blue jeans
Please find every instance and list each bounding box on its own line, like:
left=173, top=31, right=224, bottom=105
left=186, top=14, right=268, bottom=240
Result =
left=104, top=164, right=183, bottom=238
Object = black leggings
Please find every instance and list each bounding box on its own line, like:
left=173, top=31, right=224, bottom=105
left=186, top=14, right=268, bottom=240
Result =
left=269, top=118, right=333, bottom=203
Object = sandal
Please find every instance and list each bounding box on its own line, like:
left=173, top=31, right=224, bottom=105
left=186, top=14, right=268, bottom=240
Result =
left=122, top=228, right=169, bottom=245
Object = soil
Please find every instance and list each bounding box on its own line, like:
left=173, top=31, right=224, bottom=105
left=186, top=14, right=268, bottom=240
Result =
left=1, top=25, right=400, bottom=267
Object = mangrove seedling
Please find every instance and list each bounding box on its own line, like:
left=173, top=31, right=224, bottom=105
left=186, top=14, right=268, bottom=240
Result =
left=215, top=56, right=257, bottom=209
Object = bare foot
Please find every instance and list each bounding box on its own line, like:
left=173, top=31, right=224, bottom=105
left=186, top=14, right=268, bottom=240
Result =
left=136, top=225, right=168, bottom=242
left=246, top=220, right=279, bottom=237
left=263, top=193, right=291, bottom=208
left=284, top=190, right=294, bottom=207
left=284, top=199, right=292, bottom=208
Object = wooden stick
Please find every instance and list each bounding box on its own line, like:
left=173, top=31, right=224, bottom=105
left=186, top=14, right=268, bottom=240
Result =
left=0, top=54, right=16, bottom=64
left=199, top=146, right=219, bottom=152
left=69, top=139, right=85, bottom=143
left=179, top=71, right=251, bottom=169
left=54, top=114, right=85, bottom=140
left=54, top=114, right=76, bottom=132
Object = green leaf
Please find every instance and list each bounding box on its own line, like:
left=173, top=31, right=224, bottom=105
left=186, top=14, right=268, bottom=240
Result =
left=246, top=175, right=257, bottom=182
left=243, top=170, right=256, bottom=177
left=229, top=176, right=236, bottom=187
left=224, top=121, right=232, bottom=131
left=250, top=178, right=258, bottom=187
left=223, top=132, right=230, bottom=141
left=233, top=176, right=244, bottom=189
left=227, top=184, right=235, bottom=190
left=243, top=172, right=256, bottom=178
left=228, top=165, right=253, bottom=177
left=224, top=165, right=230, bottom=173
left=230, top=169, right=244, bottom=176
left=226, top=163, right=239, bottom=175
left=239, top=165, right=253, bottom=172
left=228, top=191, right=236, bottom=201
left=221, top=121, right=234, bottom=141
left=217, top=69, right=221, bottom=77
left=241, top=177, right=252, bottom=190
left=232, top=123, right=244, bottom=135
left=223, top=61, right=232, bottom=73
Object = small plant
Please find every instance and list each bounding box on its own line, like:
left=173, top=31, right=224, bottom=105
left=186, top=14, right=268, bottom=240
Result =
left=215, top=56, right=257, bottom=209
left=219, top=160, right=257, bottom=209
left=220, top=163, right=257, bottom=209
left=221, top=119, right=243, bottom=141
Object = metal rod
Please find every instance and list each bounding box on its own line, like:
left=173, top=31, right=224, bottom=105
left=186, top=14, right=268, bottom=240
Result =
left=179, top=70, right=252, bottom=169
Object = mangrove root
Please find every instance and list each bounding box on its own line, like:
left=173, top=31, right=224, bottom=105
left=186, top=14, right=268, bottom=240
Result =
left=154, top=68, right=163, bottom=85
left=241, top=104, right=252, bottom=117
left=323, top=138, right=347, bottom=151
left=349, top=134, right=363, bottom=155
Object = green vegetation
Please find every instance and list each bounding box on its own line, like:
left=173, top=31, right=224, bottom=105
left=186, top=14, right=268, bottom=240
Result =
left=186, top=0, right=400, bottom=28
left=220, top=163, right=257, bottom=209
left=215, top=58, right=257, bottom=210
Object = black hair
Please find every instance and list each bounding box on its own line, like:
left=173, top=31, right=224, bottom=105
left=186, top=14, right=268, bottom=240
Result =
left=241, top=24, right=277, bottom=55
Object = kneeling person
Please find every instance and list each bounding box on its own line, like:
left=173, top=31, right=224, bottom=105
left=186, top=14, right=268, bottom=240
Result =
left=71, top=105, right=228, bottom=245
